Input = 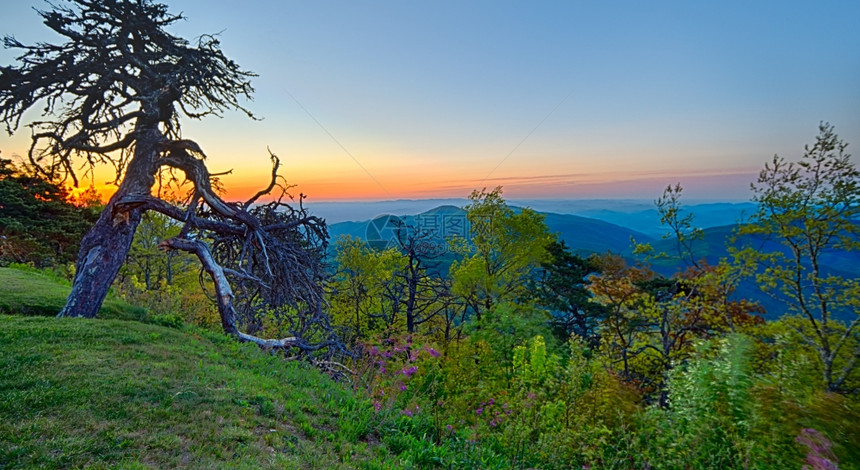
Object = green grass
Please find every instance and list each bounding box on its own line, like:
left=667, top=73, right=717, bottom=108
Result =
left=0, top=266, right=145, bottom=320
left=0, top=315, right=395, bottom=469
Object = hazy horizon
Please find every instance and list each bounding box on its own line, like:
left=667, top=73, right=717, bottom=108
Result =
left=303, top=196, right=756, bottom=225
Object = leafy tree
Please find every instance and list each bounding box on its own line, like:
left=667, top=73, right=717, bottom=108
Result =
left=654, top=183, right=705, bottom=269
left=627, top=184, right=765, bottom=403
left=449, top=187, right=553, bottom=322
left=0, top=157, right=98, bottom=266
left=587, top=253, right=655, bottom=383
left=122, top=210, right=186, bottom=290
left=740, top=123, right=859, bottom=392
left=534, top=240, right=605, bottom=346
left=329, top=228, right=452, bottom=342
left=329, top=236, right=405, bottom=340
left=1, top=0, right=337, bottom=354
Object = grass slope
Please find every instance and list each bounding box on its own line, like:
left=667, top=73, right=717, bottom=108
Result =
left=0, top=267, right=145, bottom=320
left=0, top=316, right=388, bottom=469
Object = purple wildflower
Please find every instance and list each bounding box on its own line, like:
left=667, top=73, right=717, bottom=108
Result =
left=796, top=428, right=839, bottom=470
left=401, top=366, right=418, bottom=377
left=475, top=407, right=483, bottom=416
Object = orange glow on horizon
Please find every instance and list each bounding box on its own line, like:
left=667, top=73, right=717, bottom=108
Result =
left=19, top=155, right=760, bottom=205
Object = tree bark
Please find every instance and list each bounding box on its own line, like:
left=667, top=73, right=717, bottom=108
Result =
left=161, top=237, right=305, bottom=349
left=58, top=128, right=162, bottom=318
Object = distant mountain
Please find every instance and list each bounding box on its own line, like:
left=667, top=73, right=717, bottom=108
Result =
left=551, top=202, right=757, bottom=238
left=307, top=199, right=469, bottom=224
left=329, top=205, right=652, bottom=257
left=540, top=212, right=652, bottom=256
left=311, top=198, right=757, bottom=237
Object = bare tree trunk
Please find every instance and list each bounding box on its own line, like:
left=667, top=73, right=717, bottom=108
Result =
left=58, top=129, right=161, bottom=318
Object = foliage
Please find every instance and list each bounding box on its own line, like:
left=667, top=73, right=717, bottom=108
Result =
left=534, top=240, right=606, bottom=346
left=740, top=122, right=860, bottom=392
left=113, top=208, right=221, bottom=330
left=587, top=253, right=657, bottom=385
left=0, top=158, right=99, bottom=267
left=449, top=186, right=554, bottom=322
left=328, top=235, right=407, bottom=340
left=603, top=184, right=766, bottom=404
left=654, top=182, right=706, bottom=268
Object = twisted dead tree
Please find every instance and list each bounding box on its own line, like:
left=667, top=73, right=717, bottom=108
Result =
left=0, top=0, right=344, bottom=356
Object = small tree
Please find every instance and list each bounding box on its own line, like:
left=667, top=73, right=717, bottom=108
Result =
left=534, top=240, right=605, bottom=347
left=449, top=187, right=553, bottom=322
left=741, top=123, right=860, bottom=392
left=1, top=0, right=340, bottom=355
left=328, top=235, right=405, bottom=340
left=390, top=218, right=452, bottom=335
left=655, top=183, right=705, bottom=269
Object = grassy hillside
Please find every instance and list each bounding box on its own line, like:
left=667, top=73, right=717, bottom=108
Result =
left=0, top=266, right=145, bottom=320
left=0, top=315, right=388, bottom=469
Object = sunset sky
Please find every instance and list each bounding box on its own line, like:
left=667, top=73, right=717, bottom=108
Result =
left=1, top=0, right=858, bottom=203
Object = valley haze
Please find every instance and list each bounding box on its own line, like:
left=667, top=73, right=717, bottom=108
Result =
left=306, top=198, right=756, bottom=238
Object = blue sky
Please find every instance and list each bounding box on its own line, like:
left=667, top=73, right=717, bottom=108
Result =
left=1, top=0, right=858, bottom=201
